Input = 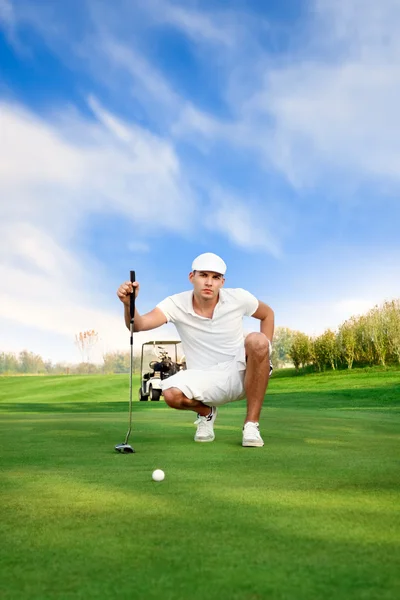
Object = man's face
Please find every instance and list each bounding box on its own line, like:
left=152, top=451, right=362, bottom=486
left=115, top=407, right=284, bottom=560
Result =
left=189, top=270, right=225, bottom=301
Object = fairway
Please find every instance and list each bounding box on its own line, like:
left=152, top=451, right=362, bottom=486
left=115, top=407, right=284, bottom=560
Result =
left=1, top=370, right=400, bottom=600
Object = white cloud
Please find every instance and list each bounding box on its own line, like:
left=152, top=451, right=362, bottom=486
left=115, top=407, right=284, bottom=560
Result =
left=171, top=104, right=230, bottom=143
left=0, top=0, right=57, bottom=55
left=0, top=0, right=14, bottom=28
left=314, top=0, right=400, bottom=57
left=161, top=0, right=400, bottom=194
left=144, top=0, right=234, bottom=47
left=0, top=103, right=83, bottom=186
left=6, top=0, right=400, bottom=196
left=208, top=189, right=281, bottom=256
left=98, top=39, right=180, bottom=116
left=127, top=241, right=150, bottom=253
left=0, top=222, right=79, bottom=281
left=0, top=100, right=195, bottom=230
left=262, top=62, right=400, bottom=188
left=233, top=0, right=400, bottom=190
left=0, top=100, right=195, bottom=359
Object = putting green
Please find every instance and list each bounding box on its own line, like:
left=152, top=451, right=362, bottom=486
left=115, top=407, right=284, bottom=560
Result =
left=1, top=370, right=399, bottom=600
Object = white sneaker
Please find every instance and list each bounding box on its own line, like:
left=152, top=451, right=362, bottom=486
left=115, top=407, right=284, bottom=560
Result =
left=194, top=407, right=218, bottom=442
left=242, top=422, right=264, bottom=447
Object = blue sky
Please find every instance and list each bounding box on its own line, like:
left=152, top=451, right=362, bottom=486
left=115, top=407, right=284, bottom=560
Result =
left=1, top=0, right=399, bottom=363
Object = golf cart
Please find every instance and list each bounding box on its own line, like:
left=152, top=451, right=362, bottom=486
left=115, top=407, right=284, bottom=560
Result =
left=138, top=340, right=185, bottom=401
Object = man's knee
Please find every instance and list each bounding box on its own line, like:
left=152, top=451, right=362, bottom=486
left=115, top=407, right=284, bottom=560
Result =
left=245, top=332, right=270, bottom=360
left=163, top=387, right=183, bottom=408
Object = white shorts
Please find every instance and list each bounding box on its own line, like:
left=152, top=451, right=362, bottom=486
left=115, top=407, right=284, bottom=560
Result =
left=161, top=344, right=273, bottom=408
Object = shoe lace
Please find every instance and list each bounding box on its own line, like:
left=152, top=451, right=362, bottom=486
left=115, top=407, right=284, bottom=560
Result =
left=244, top=422, right=260, bottom=436
left=194, top=415, right=211, bottom=432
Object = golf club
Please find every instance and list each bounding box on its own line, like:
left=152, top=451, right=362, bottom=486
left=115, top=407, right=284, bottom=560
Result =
left=115, top=270, right=136, bottom=454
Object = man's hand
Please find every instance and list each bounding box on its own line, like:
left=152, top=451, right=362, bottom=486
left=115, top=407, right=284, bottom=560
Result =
left=116, top=281, right=140, bottom=306
left=117, top=281, right=167, bottom=331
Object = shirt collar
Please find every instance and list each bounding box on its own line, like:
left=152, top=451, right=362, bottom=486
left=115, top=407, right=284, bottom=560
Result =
left=188, top=289, right=225, bottom=316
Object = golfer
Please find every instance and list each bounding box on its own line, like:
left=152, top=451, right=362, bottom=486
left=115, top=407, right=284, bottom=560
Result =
left=116, top=253, right=274, bottom=447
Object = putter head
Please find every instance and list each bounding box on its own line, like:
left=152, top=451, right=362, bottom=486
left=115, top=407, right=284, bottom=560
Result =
left=115, top=443, right=135, bottom=454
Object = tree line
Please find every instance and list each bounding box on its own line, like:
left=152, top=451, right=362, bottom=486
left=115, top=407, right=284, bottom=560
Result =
left=2, top=299, right=399, bottom=375
left=274, top=299, right=400, bottom=372
left=0, top=351, right=142, bottom=375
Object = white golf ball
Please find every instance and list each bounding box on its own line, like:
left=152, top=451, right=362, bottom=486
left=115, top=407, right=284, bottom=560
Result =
left=152, top=469, right=165, bottom=482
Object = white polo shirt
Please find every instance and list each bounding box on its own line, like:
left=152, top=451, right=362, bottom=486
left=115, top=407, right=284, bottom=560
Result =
left=157, top=288, right=259, bottom=370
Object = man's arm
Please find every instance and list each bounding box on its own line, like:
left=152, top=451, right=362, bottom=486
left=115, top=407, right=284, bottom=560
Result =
left=124, top=305, right=167, bottom=332
left=117, top=280, right=167, bottom=332
left=252, top=300, right=275, bottom=343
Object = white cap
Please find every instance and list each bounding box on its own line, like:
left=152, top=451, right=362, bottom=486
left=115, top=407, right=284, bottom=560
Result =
left=191, top=252, right=227, bottom=275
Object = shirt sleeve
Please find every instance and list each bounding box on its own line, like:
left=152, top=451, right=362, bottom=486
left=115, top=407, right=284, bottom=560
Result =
left=236, top=288, right=259, bottom=317
left=156, top=296, right=176, bottom=323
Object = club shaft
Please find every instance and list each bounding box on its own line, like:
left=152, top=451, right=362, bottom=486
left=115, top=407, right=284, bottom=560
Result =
left=124, top=320, right=134, bottom=444
left=124, top=270, right=136, bottom=445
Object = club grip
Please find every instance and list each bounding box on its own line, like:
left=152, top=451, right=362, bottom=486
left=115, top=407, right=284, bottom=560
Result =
left=130, top=271, right=136, bottom=321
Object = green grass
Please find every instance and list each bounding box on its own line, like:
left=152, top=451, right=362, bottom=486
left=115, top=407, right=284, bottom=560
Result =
left=1, top=370, right=400, bottom=600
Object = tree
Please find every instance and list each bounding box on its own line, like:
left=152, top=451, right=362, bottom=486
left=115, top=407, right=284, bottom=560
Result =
left=75, top=330, right=99, bottom=363
left=18, top=350, right=46, bottom=374
left=383, top=300, right=400, bottom=365
left=314, top=330, right=339, bottom=371
left=289, top=332, right=312, bottom=371
left=367, top=306, right=389, bottom=366
left=270, top=327, right=299, bottom=367
left=354, top=316, right=375, bottom=366
left=0, top=352, right=20, bottom=374
left=338, top=319, right=357, bottom=369
left=103, top=352, right=131, bottom=374
left=311, top=337, right=323, bottom=372
left=74, top=362, right=99, bottom=374
left=324, top=330, right=338, bottom=370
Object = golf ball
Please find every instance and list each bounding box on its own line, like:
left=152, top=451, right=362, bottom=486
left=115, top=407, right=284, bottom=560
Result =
left=152, top=469, right=165, bottom=482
